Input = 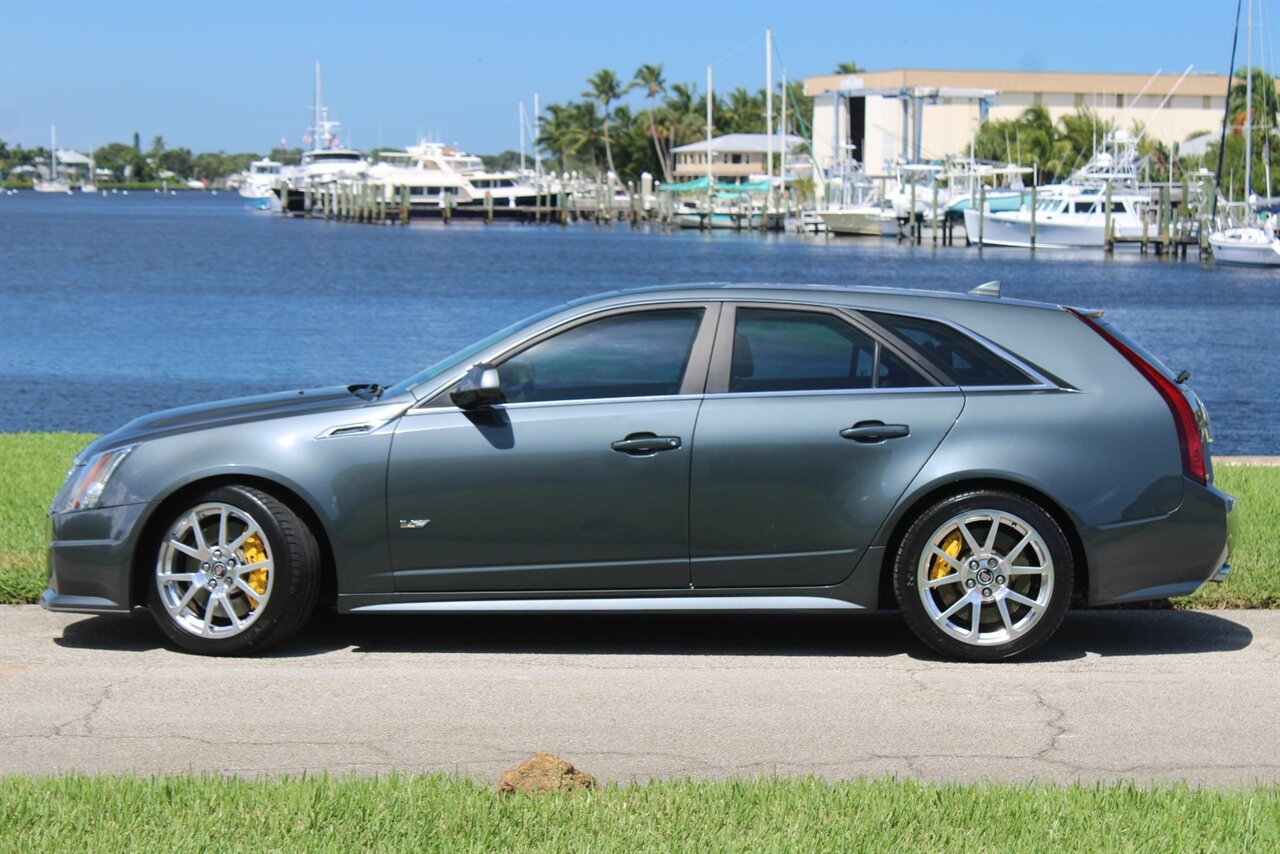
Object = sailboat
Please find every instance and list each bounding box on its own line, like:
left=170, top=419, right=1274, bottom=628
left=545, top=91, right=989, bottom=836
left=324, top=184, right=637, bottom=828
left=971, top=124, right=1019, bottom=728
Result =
left=1208, top=0, right=1280, bottom=267
left=33, top=126, right=72, bottom=194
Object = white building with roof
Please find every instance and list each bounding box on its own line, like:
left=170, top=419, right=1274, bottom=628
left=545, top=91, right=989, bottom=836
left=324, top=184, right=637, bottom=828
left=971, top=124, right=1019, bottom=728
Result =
left=672, top=133, right=806, bottom=184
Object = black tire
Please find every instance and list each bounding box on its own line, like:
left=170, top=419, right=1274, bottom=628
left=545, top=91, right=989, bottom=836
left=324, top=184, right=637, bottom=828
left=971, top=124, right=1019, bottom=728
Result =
left=894, top=489, right=1073, bottom=661
left=146, top=485, right=319, bottom=655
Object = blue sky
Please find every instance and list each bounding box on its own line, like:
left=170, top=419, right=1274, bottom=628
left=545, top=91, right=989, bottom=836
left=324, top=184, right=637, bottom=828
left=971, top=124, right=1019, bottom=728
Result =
left=0, top=0, right=1255, bottom=156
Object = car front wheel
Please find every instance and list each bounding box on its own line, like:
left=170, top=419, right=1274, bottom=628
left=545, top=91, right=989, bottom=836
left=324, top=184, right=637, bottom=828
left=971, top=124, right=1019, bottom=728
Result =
left=147, top=485, right=319, bottom=655
left=894, top=490, right=1073, bottom=661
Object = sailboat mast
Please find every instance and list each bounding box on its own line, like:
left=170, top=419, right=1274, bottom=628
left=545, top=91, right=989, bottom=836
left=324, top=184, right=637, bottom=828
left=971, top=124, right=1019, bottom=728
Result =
left=1244, top=0, right=1253, bottom=205
left=314, top=61, right=322, bottom=152
left=50, top=125, right=56, bottom=182
left=706, top=65, right=713, bottom=185
left=765, top=27, right=773, bottom=210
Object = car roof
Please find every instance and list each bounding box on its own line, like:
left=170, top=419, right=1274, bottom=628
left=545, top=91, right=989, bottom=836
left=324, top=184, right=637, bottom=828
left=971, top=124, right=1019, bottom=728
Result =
left=567, top=282, right=1067, bottom=314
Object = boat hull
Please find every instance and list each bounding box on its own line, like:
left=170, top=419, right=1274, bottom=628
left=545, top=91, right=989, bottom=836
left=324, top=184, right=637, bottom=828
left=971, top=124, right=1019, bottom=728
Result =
left=1209, top=230, right=1280, bottom=267
left=820, top=209, right=898, bottom=237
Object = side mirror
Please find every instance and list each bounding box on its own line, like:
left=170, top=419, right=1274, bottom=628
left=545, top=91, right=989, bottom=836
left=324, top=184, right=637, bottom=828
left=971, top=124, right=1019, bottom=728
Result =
left=450, top=362, right=504, bottom=409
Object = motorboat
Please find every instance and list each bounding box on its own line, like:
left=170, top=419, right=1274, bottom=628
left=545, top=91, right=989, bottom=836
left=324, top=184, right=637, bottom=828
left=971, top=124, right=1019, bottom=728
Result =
left=964, top=132, right=1151, bottom=248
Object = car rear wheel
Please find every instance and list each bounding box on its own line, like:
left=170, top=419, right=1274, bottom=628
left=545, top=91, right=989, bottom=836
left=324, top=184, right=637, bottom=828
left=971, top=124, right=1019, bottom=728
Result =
left=894, top=490, right=1073, bottom=661
left=147, top=485, right=319, bottom=655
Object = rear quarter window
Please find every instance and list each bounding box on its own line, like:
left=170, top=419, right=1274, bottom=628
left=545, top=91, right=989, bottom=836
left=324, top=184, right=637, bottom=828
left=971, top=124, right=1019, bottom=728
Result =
left=864, top=312, right=1033, bottom=387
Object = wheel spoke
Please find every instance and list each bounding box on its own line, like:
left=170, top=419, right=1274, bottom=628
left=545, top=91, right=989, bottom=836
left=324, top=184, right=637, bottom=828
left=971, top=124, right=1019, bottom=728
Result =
left=189, top=513, right=208, bottom=553
left=1005, top=563, right=1049, bottom=577
left=217, top=507, right=230, bottom=549
left=928, top=546, right=963, bottom=573
left=234, top=578, right=263, bottom=604
left=219, top=592, right=242, bottom=631
left=201, top=594, right=218, bottom=636
left=937, top=592, right=973, bottom=622
left=1005, top=588, right=1046, bottom=614
left=982, top=513, right=1003, bottom=552
left=158, top=572, right=198, bottom=584
left=227, top=524, right=261, bottom=553
left=957, top=520, right=983, bottom=556
left=168, top=539, right=202, bottom=560
left=233, top=560, right=270, bottom=576
left=1004, top=531, right=1034, bottom=565
left=166, top=583, right=201, bottom=616
left=997, top=597, right=1016, bottom=635
left=968, top=597, right=983, bottom=637
left=924, top=572, right=961, bottom=589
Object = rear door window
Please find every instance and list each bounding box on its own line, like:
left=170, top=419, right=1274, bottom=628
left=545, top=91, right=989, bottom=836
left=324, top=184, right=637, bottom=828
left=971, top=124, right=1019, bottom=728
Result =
left=863, top=312, right=1033, bottom=386
left=728, top=308, right=928, bottom=392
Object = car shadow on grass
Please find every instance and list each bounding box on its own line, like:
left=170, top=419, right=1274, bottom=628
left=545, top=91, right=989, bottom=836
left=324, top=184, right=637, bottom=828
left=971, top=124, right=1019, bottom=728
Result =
left=53, top=608, right=1254, bottom=661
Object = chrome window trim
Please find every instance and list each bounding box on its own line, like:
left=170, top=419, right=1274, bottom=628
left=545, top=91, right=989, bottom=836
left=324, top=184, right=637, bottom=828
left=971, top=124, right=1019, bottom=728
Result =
left=702, top=386, right=964, bottom=401
left=403, top=393, right=706, bottom=416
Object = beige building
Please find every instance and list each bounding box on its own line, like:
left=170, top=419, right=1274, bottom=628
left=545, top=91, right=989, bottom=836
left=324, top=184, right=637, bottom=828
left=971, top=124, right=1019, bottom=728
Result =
left=672, top=133, right=806, bottom=183
left=803, top=69, right=1259, bottom=174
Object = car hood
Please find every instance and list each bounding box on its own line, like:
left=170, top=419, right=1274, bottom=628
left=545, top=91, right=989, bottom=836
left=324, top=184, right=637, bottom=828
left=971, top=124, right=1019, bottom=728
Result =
left=80, top=385, right=399, bottom=460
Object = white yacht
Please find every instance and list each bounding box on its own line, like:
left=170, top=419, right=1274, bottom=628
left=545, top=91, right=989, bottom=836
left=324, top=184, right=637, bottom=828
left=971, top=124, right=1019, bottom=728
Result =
left=964, top=131, right=1151, bottom=248
left=237, top=158, right=284, bottom=200
left=366, top=139, right=545, bottom=219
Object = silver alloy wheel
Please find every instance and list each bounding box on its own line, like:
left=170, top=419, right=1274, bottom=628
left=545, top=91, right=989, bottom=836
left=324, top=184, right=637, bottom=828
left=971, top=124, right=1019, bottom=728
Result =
left=155, top=502, right=275, bottom=639
left=915, top=509, right=1054, bottom=647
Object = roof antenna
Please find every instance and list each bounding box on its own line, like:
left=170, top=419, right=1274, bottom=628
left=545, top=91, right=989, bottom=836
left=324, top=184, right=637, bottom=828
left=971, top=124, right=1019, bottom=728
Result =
left=969, top=280, right=1002, bottom=297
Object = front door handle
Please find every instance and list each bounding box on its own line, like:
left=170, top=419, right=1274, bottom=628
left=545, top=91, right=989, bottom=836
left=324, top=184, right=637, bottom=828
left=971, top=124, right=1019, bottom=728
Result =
left=839, top=421, right=910, bottom=443
left=611, top=433, right=682, bottom=455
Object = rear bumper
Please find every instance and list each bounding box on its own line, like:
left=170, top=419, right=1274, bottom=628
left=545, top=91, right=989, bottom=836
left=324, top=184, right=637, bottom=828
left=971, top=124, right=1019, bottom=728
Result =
left=1084, top=480, right=1234, bottom=606
left=42, top=502, right=149, bottom=614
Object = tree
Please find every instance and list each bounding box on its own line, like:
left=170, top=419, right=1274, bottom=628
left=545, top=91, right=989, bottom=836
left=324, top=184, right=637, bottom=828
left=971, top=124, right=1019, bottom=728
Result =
left=158, top=147, right=194, bottom=179
left=583, top=69, right=630, bottom=178
left=633, top=63, right=671, bottom=181
left=1227, top=68, right=1279, bottom=136
left=149, top=135, right=165, bottom=159
left=834, top=61, right=865, bottom=74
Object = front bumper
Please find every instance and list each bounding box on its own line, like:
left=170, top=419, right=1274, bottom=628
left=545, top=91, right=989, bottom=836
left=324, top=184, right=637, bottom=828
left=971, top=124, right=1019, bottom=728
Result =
left=1084, top=480, right=1234, bottom=606
left=42, top=502, right=150, bottom=614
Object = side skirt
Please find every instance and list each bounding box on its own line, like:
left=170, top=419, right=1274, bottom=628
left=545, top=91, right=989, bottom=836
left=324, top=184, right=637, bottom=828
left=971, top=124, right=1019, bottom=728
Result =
left=346, top=595, right=863, bottom=614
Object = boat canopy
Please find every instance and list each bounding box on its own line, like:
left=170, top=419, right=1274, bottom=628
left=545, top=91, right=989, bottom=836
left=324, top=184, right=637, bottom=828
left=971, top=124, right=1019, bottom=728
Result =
left=658, top=177, right=771, bottom=194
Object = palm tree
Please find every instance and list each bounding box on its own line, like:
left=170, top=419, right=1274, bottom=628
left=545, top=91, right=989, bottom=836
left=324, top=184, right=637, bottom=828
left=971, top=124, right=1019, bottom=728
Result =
left=538, top=103, right=577, bottom=175
left=834, top=61, right=865, bottom=74
left=633, top=64, right=671, bottom=181
left=1227, top=68, right=1279, bottom=135
left=583, top=69, right=630, bottom=178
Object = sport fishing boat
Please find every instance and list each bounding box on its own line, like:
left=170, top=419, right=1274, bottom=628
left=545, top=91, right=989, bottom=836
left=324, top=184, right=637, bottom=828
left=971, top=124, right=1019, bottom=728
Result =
left=964, top=131, right=1151, bottom=248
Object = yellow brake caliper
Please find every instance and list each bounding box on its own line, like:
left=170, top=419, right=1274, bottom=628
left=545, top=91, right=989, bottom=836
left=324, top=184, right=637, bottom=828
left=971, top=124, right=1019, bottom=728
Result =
left=240, top=534, right=268, bottom=603
left=930, top=531, right=963, bottom=581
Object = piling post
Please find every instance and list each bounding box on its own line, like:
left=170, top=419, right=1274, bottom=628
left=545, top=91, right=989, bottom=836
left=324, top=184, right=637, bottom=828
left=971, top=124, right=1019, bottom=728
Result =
left=977, top=185, right=986, bottom=249
left=1104, top=180, right=1113, bottom=252
left=485, top=190, right=493, bottom=224
left=1161, top=184, right=1171, bottom=253
left=1029, top=183, right=1037, bottom=251
left=931, top=182, right=939, bottom=244
left=443, top=190, right=452, bottom=224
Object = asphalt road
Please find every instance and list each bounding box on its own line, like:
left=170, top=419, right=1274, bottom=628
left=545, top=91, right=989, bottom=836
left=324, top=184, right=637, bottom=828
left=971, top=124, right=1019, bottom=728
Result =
left=2, top=606, right=1277, bottom=787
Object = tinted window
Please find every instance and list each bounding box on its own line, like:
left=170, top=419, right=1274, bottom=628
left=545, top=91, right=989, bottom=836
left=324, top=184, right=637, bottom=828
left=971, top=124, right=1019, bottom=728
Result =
left=729, top=309, right=926, bottom=392
left=866, top=312, right=1032, bottom=386
left=499, top=309, right=704, bottom=403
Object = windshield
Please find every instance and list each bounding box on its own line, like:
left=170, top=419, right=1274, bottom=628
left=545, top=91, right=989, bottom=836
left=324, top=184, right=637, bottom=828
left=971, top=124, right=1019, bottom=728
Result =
left=382, top=303, right=568, bottom=399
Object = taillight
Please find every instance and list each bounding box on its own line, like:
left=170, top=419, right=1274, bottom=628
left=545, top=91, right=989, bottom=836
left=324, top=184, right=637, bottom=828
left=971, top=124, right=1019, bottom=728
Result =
left=1068, top=309, right=1206, bottom=485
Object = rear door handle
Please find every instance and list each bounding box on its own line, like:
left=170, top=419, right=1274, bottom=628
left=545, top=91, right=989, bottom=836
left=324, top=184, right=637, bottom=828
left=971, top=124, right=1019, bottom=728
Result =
left=611, top=433, right=682, bottom=455
left=839, top=421, right=910, bottom=443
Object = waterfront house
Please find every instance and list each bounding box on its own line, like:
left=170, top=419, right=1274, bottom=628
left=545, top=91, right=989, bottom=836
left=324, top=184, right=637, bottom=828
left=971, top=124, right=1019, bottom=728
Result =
left=672, top=133, right=806, bottom=185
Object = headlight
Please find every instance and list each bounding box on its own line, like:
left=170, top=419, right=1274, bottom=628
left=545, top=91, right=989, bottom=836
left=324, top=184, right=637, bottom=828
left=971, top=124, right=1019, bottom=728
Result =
left=51, top=445, right=136, bottom=514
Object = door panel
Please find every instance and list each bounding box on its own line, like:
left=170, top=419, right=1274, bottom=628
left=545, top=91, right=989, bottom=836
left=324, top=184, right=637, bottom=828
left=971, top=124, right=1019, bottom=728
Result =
left=388, top=399, right=700, bottom=592
left=689, top=392, right=963, bottom=587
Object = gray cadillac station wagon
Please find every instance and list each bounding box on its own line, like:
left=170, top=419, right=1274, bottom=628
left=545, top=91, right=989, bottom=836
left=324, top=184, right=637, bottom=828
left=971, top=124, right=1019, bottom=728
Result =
left=44, top=284, right=1234, bottom=660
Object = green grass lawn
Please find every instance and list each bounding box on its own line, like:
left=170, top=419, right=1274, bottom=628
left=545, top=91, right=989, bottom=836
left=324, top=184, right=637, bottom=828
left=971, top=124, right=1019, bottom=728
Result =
left=1, top=774, right=1276, bottom=852
left=0, top=432, right=1275, bottom=607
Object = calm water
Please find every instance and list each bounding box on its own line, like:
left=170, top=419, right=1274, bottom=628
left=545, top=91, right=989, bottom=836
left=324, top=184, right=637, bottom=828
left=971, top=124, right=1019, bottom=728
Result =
left=1, top=192, right=1276, bottom=453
